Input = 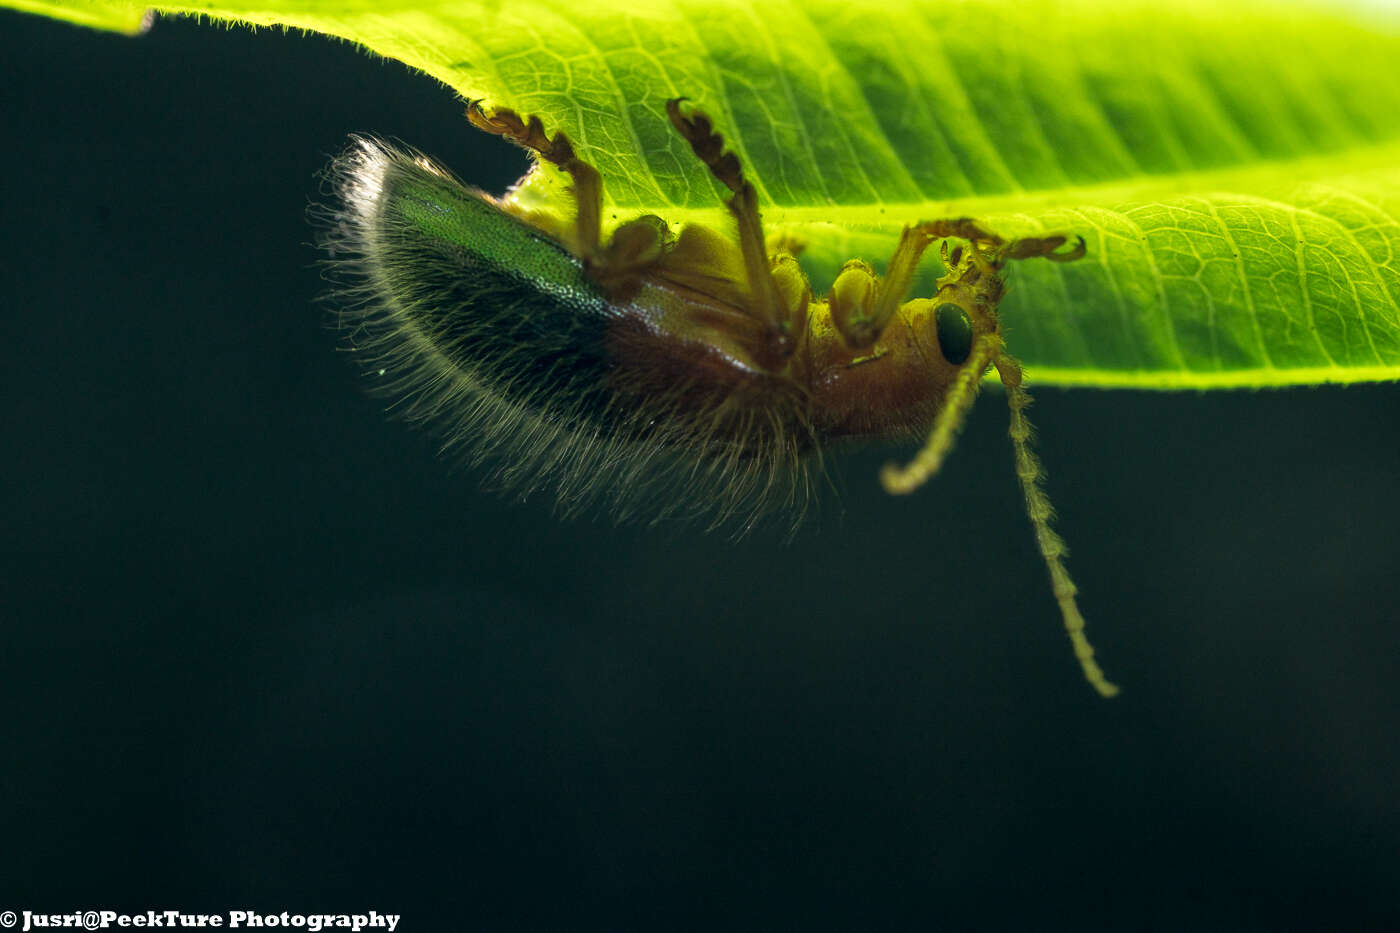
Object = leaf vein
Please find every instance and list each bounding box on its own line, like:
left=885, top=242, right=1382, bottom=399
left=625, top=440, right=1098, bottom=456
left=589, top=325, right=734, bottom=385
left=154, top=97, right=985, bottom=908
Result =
left=784, top=3, right=909, bottom=204
left=1286, top=204, right=1338, bottom=367
left=910, top=7, right=1022, bottom=192
left=1118, top=206, right=1189, bottom=371
left=743, top=1, right=833, bottom=204
left=1244, top=194, right=1395, bottom=366
left=1068, top=206, right=1142, bottom=370
left=665, top=2, right=776, bottom=207
left=547, top=10, right=676, bottom=208
left=1203, top=197, right=1274, bottom=369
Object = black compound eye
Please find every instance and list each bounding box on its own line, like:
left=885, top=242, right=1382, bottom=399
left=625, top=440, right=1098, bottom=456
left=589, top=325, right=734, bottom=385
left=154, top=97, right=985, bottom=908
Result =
left=934, top=302, right=974, bottom=365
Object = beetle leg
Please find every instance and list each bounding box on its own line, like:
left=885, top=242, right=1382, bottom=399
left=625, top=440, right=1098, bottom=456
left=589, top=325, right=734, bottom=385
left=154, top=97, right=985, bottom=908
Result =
left=828, top=260, right=881, bottom=349
left=863, top=219, right=1006, bottom=342
left=666, top=98, right=797, bottom=368
left=466, top=100, right=604, bottom=264
left=1000, top=233, right=1086, bottom=263
left=587, top=214, right=674, bottom=299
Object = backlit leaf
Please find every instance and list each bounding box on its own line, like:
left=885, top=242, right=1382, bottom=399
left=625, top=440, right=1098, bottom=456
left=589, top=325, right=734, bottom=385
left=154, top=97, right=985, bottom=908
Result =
left=11, top=0, right=1400, bottom=387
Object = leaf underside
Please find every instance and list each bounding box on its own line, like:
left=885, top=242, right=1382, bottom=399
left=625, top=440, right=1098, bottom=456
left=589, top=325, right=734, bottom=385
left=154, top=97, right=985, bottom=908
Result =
left=14, top=0, right=1400, bottom=388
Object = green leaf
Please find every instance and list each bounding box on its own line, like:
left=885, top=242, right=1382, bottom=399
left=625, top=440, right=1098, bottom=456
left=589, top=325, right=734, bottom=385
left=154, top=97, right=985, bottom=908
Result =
left=12, top=0, right=1400, bottom=387
left=5, top=0, right=145, bottom=33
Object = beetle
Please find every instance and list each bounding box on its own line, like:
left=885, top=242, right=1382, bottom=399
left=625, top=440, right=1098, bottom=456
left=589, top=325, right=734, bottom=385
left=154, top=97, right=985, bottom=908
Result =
left=318, top=97, right=1118, bottom=697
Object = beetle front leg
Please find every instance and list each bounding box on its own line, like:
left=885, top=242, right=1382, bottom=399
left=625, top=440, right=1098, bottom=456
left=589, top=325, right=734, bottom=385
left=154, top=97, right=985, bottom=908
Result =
left=829, top=219, right=1003, bottom=350
left=1000, top=233, right=1086, bottom=263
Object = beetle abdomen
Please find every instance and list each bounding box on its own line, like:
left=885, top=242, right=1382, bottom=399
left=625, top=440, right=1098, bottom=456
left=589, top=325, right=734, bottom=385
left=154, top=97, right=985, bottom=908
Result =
left=319, top=138, right=816, bottom=529
left=328, top=137, right=616, bottom=422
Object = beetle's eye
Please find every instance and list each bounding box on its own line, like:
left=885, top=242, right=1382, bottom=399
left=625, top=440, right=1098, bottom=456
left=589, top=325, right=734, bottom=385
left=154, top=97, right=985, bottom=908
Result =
left=935, top=302, right=974, bottom=365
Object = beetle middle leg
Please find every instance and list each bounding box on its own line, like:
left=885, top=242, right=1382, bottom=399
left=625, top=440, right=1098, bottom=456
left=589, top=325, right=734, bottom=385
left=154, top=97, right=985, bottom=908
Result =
left=666, top=98, right=802, bottom=369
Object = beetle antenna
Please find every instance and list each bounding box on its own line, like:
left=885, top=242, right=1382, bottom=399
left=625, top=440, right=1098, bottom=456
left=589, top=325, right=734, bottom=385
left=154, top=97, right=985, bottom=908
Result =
left=880, top=332, right=1003, bottom=495
left=993, top=353, right=1120, bottom=698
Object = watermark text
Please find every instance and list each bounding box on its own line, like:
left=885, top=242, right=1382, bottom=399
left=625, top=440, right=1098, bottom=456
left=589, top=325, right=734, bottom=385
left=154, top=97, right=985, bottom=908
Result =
left=0, top=911, right=399, bottom=932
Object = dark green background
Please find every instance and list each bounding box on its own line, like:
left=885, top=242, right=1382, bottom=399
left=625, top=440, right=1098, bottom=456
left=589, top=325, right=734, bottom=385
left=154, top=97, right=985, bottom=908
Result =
left=3, top=11, right=1398, bottom=929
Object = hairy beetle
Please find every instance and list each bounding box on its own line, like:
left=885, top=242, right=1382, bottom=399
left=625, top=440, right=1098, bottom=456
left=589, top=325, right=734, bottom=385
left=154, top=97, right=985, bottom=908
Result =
left=318, top=98, right=1117, bottom=697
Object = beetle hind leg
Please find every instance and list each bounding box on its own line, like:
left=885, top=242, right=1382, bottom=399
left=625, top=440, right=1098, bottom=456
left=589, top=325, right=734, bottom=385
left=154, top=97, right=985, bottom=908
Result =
left=467, top=100, right=680, bottom=294
left=466, top=99, right=604, bottom=262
